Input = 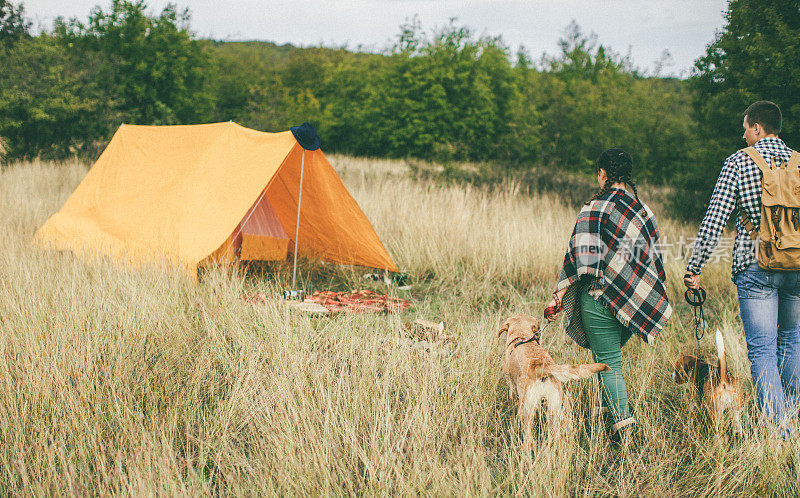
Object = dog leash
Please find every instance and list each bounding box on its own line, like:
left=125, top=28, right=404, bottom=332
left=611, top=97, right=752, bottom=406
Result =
left=512, top=321, right=551, bottom=351
left=544, top=291, right=562, bottom=322
left=684, top=286, right=707, bottom=354
left=511, top=293, right=562, bottom=351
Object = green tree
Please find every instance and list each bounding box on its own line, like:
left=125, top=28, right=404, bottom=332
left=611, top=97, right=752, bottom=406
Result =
left=0, top=0, right=30, bottom=47
left=0, top=35, right=106, bottom=160
left=349, top=19, right=518, bottom=162
left=56, top=0, right=212, bottom=125
left=206, top=41, right=295, bottom=125
left=529, top=22, right=695, bottom=183
left=536, top=23, right=636, bottom=171
left=694, top=0, right=800, bottom=152
left=671, top=0, right=800, bottom=221
left=501, top=50, right=543, bottom=167
left=315, top=54, right=385, bottom=154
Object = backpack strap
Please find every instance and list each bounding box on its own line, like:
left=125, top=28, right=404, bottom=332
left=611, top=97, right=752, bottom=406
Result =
left=740, top=209, right=759, bottom=240
left=743, top=147, right=771, bottom=172
left=788, top=151, right=800, bottom=171
left=740, top=147, right=768, bottom=240
left=772, top=156, right=784, bottom=170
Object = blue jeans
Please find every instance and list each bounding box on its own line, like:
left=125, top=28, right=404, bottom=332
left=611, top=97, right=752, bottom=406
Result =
left=735, top=263, right=800, bottom=435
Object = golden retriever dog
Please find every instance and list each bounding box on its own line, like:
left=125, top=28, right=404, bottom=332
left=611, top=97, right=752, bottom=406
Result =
left=498, top=314, right=610, bottom=430
left=672, top=328, right=743, bottom=434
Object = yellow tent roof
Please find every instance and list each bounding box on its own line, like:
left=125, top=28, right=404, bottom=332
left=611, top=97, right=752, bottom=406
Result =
left=34, top=122, right=398, bottom=274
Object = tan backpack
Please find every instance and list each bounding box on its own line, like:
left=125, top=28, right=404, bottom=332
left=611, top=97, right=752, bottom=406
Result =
left=740, top=147, right=800, bottom=270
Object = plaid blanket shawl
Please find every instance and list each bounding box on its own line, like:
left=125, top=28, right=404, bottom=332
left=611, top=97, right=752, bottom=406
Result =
left=554, top=187, right=672, bottom=348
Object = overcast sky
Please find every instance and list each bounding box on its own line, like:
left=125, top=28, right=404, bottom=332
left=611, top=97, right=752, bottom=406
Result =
left=22, top=0, right=729, bottom=77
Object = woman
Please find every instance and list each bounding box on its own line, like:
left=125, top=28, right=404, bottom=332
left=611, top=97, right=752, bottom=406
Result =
left=545, top=148, right=672, bottom=441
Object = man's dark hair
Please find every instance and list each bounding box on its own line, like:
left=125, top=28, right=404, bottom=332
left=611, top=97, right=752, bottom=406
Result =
left=744, top=100, right=782, bottom=135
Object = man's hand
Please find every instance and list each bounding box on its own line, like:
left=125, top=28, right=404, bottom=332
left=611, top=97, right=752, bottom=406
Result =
left=684, top=272, right=701, bottom=290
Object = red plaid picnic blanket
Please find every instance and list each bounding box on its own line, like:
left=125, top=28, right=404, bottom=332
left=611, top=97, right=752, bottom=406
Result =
left=308, top=290, right=411, bottom=313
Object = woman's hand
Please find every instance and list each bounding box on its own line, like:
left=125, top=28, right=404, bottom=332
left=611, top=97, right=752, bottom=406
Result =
left=544, top=297, right=561, bottom=321
left=544, top=288, right=567, bottom=322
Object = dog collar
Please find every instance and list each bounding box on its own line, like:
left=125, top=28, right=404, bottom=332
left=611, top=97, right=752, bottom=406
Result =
left=510, top=321, right=550, bottom=352
left=512, top=336, right=537, bottom=352
left=511, top=335, right=536, bottom=353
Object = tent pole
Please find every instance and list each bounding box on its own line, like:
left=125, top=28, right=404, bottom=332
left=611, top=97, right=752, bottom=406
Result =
left=292, top=149, right=305, bottom=290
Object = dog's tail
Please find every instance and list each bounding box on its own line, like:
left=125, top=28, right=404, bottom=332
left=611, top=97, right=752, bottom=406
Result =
left=715, top=328, right=728, bottom=382
left=546, top=363, right=610, bottom=383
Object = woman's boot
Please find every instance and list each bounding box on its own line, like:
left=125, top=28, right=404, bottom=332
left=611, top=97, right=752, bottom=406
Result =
left=610, top=416, right=637, bottom=447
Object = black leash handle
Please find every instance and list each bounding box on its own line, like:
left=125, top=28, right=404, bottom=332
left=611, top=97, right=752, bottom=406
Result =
left=684, top=287, right=706, bottom=306
left=684, top=287, right=707, bottom=341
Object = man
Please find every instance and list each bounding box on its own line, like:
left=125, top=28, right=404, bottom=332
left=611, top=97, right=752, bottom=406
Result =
left=685, top=100, right=800, bottom=438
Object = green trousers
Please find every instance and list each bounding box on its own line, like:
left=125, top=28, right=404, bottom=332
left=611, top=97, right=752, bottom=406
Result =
left=579, top=286, right=633, bottom=423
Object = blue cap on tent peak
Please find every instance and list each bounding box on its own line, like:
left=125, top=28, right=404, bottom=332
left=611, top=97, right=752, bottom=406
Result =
left=290, top=123, right=321, bottom=151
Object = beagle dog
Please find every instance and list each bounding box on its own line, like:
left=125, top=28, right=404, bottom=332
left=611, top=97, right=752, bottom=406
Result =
left=672, top=328, right=743, bottom=433
left=498, top=314, right=609, bottom=429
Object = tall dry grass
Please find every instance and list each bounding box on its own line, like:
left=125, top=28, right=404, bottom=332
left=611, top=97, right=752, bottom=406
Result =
left=1, top=156, right=798, bottom=495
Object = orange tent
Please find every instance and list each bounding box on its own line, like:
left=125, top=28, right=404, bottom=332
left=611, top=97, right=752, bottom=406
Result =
left=34, top=122, right=398, bottom=275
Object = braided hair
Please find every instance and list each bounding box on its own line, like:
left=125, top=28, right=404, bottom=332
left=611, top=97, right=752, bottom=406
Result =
left=585, top=148, right=640, bottom=205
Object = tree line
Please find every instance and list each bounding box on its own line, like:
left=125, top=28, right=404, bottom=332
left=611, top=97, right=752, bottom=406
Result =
left=1, top=0, right=798, bottom=221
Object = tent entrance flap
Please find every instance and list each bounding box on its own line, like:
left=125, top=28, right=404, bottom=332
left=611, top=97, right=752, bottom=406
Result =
left=239, top=195, right=289, bottom=261
left=240, top=234, right=289, bottom=260
left=206, top=192, right=290, bottom=263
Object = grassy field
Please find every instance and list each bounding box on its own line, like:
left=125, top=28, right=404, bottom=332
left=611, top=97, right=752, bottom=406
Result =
left=1, top=155, right=799, bottom=495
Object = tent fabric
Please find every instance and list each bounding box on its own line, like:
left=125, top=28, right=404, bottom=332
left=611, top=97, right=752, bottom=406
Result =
left=34, top=121, right=397, bottom=274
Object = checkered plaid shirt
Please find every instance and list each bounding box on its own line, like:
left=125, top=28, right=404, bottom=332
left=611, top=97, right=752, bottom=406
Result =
left=686, top=137, right=796, bottom=279
left=554, top=188, right=673, bottom=347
